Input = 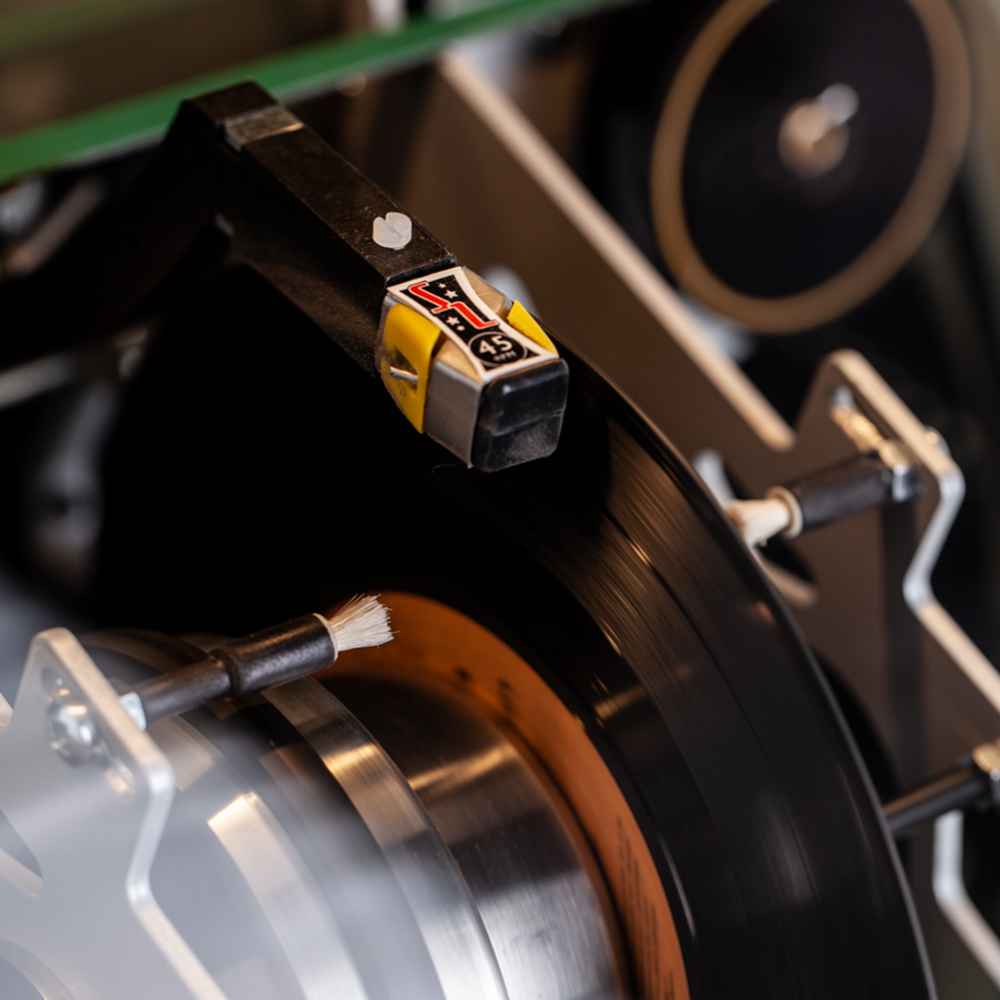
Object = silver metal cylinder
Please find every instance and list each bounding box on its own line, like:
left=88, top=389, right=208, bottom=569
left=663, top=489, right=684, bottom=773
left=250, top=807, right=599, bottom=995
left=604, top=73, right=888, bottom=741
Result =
left=298, top=675, right=625, bottom=1000
left=0, top=634, right=625, bottom=1000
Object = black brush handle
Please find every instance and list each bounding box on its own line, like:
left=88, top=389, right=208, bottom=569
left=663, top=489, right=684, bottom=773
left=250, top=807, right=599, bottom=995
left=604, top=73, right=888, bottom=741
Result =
left=135, top=614, right=333, bottom=725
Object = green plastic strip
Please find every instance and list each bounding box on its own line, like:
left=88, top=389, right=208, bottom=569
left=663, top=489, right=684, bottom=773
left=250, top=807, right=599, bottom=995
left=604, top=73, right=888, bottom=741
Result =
left=0, top=0, right=614, bottom=183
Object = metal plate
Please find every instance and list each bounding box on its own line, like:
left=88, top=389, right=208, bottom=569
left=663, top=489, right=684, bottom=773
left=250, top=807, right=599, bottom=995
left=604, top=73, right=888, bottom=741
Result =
left=0, top=629, right=222, bottom=1000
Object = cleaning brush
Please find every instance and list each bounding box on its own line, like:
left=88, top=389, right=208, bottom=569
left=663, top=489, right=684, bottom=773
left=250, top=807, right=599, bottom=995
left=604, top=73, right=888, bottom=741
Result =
left=123, top=596, right=393, bottom=730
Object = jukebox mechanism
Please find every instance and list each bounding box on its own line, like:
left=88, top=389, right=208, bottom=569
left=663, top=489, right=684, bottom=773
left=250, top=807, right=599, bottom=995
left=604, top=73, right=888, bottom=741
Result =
left=1, top=10, right=1000, bottom=997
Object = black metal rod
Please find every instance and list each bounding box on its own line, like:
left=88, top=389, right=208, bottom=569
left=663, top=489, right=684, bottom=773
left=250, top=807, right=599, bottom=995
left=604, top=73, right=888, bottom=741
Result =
left=884, top=765, right=991, bottom=837
left=784, top=452, right=916, bottom=535
left=135, top=614, right=335, bottom=726
left=135, top=657, right=231, bottom=724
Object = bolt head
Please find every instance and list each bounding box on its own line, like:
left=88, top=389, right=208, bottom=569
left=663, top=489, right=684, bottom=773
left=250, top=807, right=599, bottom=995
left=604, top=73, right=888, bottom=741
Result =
left=48, top=700, right=100, bottom=764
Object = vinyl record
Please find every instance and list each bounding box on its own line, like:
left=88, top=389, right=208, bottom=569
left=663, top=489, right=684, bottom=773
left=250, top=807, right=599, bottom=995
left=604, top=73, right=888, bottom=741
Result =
left=585, top=0, right=970, bottom=332
left=95, top=267, right=934, bottom=997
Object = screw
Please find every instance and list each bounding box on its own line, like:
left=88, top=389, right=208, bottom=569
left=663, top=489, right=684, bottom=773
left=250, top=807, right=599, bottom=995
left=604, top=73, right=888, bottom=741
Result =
left=48, top=699, right=101, bottom=764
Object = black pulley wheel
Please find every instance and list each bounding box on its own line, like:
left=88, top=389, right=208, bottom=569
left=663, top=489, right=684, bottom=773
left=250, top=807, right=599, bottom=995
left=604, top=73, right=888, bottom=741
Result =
left=584, top=0, right=970, bottom=331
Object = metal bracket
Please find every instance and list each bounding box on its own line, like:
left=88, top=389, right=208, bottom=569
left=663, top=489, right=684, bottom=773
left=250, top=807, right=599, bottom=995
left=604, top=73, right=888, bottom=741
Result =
left=934, top=811, right=1000, bottom=989
left=768, top=352, right=1000, bottom=781
left=0, top=629, right=223, bottom=999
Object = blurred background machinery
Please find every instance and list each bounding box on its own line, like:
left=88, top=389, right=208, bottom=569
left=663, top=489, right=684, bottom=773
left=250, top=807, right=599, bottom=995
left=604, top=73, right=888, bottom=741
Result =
left=3, top=1, right=1000, bottom=997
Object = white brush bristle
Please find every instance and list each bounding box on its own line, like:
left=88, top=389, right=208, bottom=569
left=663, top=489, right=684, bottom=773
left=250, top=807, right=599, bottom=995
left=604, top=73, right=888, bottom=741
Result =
left=326, top=595, right=394, bottom=655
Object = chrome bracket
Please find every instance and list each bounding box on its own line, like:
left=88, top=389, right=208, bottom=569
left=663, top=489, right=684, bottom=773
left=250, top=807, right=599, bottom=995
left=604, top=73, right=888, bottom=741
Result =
left=934, top=811, right=1000, bottom=990
left=0, top=628, right=223, bottom=999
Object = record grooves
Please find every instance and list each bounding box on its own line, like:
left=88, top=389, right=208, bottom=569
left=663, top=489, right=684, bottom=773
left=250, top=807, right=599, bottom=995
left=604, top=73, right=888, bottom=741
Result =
left=99, top=266, right=935, bottom=997
left=393, top=357, right=935, bottom=998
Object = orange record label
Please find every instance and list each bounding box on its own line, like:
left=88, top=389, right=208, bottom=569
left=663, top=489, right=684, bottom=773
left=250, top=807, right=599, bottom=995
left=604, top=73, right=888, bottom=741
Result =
left=329, top=592, right=690, bottom=1000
